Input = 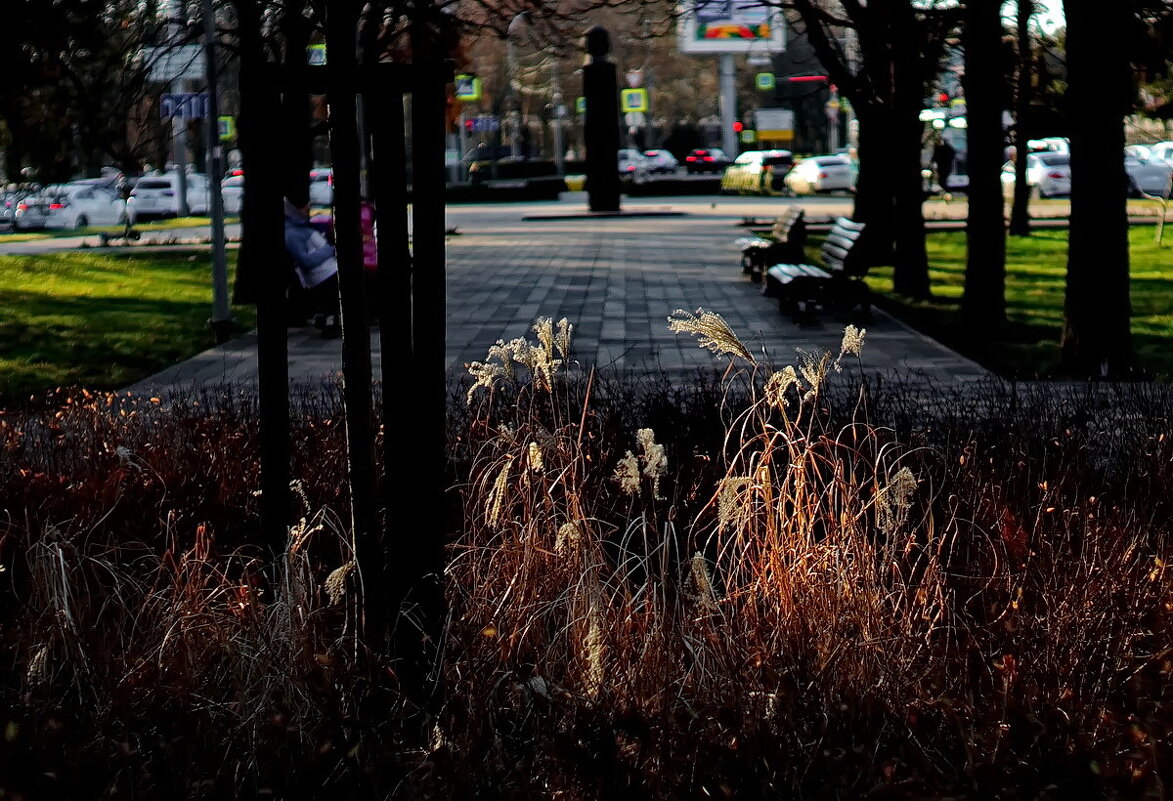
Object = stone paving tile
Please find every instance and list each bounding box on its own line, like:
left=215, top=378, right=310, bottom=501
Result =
left=126, top=206, right=989, bottom=397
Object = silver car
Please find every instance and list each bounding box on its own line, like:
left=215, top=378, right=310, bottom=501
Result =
left=1001, top=152, right=1071, bottom=198
left=1126, top=154, right=1173, bottom=198
left=13, top=181, right=129, bottom=230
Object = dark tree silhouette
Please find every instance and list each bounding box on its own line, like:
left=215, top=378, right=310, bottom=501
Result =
left=1060, top=0, right=1134, bottom=377
left=960, top=0, right=1008, bottom=329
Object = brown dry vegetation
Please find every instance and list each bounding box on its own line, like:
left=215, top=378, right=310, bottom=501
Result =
left=1, top=316, right=1172, bottom=799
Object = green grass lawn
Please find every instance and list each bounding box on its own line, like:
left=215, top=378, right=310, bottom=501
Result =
left=0, top=216, right=240, bottom=243
left=0, top=249, right=255, bottom=405
left=863, top=225, right=1173, bottom=379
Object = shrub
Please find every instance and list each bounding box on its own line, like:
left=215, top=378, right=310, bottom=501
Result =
left=1, top=315, right=1171, bottom=798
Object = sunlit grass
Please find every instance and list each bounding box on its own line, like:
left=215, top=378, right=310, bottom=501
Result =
left=862, top=225, right=1172, bottom=379
left=0, top=249, right=254, bottom=405
left=0, top=215, right=240, bottom=243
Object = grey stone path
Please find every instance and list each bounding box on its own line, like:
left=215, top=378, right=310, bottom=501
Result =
left=124, top=196, right=989, bottom=396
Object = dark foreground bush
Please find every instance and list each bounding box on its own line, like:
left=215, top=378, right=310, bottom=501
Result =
left=1, top=318, right=1171, bottom=799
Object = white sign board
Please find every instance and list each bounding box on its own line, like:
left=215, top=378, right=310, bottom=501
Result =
left=754, top=108, right=795, bottom=131
left=677, top=1, right=786, bottom=55
left=144, top=44, right=206, bottom=83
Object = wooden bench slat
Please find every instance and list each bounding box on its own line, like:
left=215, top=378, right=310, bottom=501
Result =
left=759, top=216, right=871, bottom=324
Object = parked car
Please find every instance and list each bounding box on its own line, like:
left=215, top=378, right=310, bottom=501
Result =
left=13, top=180, right=129, bottom=230
left=1147, top=141, right=1173, bottom=163
left=618, top=148, right=652, bottom=183
left=1000, top=152, right=1071, bottom=198
left=221, top=172, right=244, bottom=214
left=720, top=149, right=794, bottom=195
left=783, top=155, right=855, bottom=195
left=0, top=186, right=39, bottom=228
left=684, top=148, right=731, bottom=174
left=309, top=167, right=333, bottom=207
left=1126, top=153, right=1173, bottom=197
left=641, top=149, right=679, bottom=174
left=127, top=171, right=211, bottom=219
left=1026, top=136, right=1070, bottom=155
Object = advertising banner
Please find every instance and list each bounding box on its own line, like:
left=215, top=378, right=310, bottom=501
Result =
left=678, top=1, right=786, bottom=54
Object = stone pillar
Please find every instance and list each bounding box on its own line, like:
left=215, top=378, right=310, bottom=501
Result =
left=582, top=26, right=621, bottom=212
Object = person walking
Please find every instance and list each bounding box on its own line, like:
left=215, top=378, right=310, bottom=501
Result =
left=932, top=138, right=956, bottom=197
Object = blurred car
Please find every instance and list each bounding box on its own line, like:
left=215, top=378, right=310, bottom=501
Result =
left=1147, top=141, right=1173, bottom=163
left=1000, top=152, right=1071, bottom=198
left=641, top=149, right=679, bottom=174
left=684, top=147, right=731, bottom=174
left=1126, top=153, right=1173, bottom=197
left=128, top=171, right=211, bottom=219
left=309, top=167, right=333, bottom=206
left=720, top=149, right=794, bottom=195
left=221, top=172, right=244, bottom=214
left=0, top=187, right=37, bottom=228
left=13, top=180, right=129, bottom=230
left=618, top=148, right=652, bottom=183
left=1026, top=136, right=1070, bottom=155
left=1125, top=144, right=1154, bottom=161
left=783, top=155, right=855, bottom=195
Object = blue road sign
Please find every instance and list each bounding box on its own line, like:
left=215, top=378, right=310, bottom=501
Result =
left=160, top=93, right=209, bottom=120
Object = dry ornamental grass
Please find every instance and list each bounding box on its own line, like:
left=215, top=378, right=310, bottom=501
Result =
left=0, top=316, right=1171, bottom=799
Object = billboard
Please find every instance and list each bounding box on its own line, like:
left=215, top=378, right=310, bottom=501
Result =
left=678, top=1, right=786, bottom=54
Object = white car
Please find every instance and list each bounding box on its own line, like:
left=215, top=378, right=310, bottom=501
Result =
left=783, top=155, right=855, bottom=195
left=1001, top=152, right=1071, bottom=198
left=641, top=149, right=679, bottom=174
left=128, top=172, right=211, bottom=219
left=1147, top=141, right=1173, bottom=164
left=1026, top=136, right=1070, bottom=155
left=309, top=168, right=333, bottom=207
left=1126, top=154, right=1173, bottom=198
left=220, top=173, right=244, bottom=214
left=618, top=149, right=651, bottom=183
left=13, top=181, right=129, bottom=230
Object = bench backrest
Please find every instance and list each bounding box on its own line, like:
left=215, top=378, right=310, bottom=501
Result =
left=771, top=207, right=805, bottom=241
left=820, top=217, right=866, bottom=276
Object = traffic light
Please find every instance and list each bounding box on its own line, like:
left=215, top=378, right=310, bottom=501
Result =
left=732, top=121, right=744, bottom=133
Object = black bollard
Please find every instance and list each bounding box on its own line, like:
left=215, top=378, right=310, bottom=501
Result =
left=582, top=26, right=621, bottom=212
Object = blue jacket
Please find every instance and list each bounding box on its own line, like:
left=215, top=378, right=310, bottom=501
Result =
left=284, top=205, right=337, bottom=289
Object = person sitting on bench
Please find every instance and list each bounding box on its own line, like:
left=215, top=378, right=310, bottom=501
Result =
left=284, top=196, right=340, bottom=338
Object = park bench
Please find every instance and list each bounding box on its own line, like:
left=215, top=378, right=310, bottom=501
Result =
left=761, top=216, right=870, bottom=324
left=734, top=206, right=806, bottom=282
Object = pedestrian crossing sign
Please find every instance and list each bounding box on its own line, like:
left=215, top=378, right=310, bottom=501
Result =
left=620, top=88, right=648, bottom=113
left=756, top=73, right=776, bottom=91
left=217, top=116, right=236, bottom=141
left=454, top=74, right=482, bottom=101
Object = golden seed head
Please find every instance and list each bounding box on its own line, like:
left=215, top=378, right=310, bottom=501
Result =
left=668, top=308, right=754, bottom=363
left=764, top=366, right=799, bottom=410
left=614, top=451, right=641, bottom=496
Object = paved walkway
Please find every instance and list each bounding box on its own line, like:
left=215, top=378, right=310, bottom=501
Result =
left=123, top=195, right=990, bottom=397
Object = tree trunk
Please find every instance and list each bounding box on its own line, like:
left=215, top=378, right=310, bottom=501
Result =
left=890, top=18, right=931, bottom=301
left=851, top=105, right=896, bottom=265
left=325, top=0, right=379, bottom=605
left=279, top=5, right=313, bottom=206
left=1008, top=0, right=1035, bottom=236
left=1059, top=0, right=1134, bottom=377
left=961, top=0, right=1008, bottom=329
left=234, top=0, right=291, bottom=552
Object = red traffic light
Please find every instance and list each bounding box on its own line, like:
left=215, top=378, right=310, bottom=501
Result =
left=732, top=121, right=744, bottom=133
left=938, top=92, right=949, bottom=104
